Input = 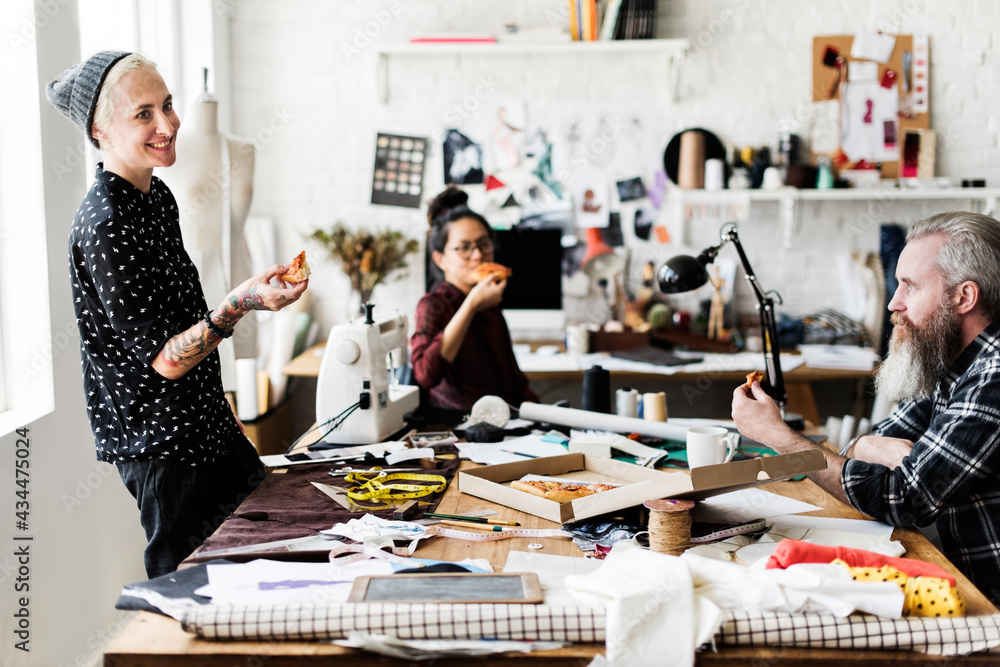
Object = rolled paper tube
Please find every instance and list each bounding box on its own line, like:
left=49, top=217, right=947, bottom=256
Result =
left=518, top=402, right=688, bottom=442
left=615, top=388, right=639, bottom=418
left=677, top=130, right=706, bottom=189
left=642, top=392, right=668, bottom=421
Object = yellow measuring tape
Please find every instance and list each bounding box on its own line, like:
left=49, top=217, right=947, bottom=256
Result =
left=344, top=467, right=446, bottom=502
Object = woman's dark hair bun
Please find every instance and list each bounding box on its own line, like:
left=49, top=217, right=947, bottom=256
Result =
left=428, top=185, right=469, bottom=226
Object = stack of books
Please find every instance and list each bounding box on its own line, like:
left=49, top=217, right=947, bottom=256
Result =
left=569, top=0, right=658, bottom=41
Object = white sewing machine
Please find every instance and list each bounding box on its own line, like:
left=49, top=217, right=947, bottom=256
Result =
left=315, top=305, right=420, bottom=444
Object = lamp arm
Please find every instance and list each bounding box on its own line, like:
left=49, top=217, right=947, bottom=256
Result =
left=722, top=228, right=788, bottom=413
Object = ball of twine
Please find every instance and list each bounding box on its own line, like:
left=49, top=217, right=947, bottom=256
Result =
left=470, top=395, right=510, bottom=428
left=644, top=498, right=695, bottom=556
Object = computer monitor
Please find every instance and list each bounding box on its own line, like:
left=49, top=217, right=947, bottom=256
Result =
left=493, top=227, right=565, bottom=334
left=424, top=226, right=566, bottom=335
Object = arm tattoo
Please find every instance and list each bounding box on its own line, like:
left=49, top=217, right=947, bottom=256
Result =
left=228, top=287, right=266, bottom=312
left=159, top=323, right=215, bottom=368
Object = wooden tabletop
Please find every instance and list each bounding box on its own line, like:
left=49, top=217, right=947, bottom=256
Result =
left=104, top=459, right=997, bottom=666
left=283, top=342, right=872, bottom=383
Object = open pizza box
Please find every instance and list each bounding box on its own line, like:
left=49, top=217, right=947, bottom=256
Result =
left=458, top=450, right=825, bottom=524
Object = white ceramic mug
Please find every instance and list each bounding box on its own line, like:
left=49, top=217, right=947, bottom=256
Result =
left=686, top=426, right=738, bottom=469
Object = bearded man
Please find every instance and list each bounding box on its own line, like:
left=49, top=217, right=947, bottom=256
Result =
left=732, top=211, right=1000, bottom=605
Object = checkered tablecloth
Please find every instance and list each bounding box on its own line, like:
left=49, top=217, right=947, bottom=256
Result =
left=181, top=603, right=1000, bottom=656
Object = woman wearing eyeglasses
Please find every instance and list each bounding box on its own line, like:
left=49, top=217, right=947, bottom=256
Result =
left=411, top=186, right=539, bottom=414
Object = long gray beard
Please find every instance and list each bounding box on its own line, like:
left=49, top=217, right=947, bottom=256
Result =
left=875, top=307, right=960, bottom=405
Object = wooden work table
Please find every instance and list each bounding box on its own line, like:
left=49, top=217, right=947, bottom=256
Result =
left=104, top=457, right=998, bottom=666
left=283, top=342, right=873, bottom=425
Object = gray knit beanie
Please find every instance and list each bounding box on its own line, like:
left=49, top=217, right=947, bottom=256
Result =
left=46, top=50, right=131, bottom=149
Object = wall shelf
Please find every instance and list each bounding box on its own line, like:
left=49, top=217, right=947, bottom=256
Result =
left=667, top=186, right=1000, bottom=204
left=375, top=38, right=689, bottom=103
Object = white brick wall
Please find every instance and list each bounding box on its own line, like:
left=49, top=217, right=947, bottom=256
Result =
left=228, top=0, right=1000, bottom=334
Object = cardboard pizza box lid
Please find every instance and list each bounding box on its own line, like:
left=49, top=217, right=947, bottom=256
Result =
left=458, top=450, right=825, bottom=524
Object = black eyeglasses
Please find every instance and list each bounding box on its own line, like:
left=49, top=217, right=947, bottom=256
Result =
left=449, top=239, right=494, bottom=259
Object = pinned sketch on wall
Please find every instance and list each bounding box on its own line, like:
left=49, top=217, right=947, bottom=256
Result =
left=551, top=103, right=659, bottom=178
left=442, top=129, right=484, bottom=185
left=458, top=100, right=527, bottom=176
left=840, top=82, right=899, bottom=163
left=371, top=133, right=426, bottom=208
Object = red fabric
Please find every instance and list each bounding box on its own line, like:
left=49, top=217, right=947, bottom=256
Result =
left=411, top=281, right=537, bottom=412
left=766, top=539, right=956, bottom=586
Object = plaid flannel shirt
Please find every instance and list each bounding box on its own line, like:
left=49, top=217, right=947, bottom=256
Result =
left=843, top=318, right=1000, bottom=604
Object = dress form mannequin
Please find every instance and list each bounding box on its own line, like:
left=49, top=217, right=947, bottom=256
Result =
left=163, top=72, right=256, bottom=391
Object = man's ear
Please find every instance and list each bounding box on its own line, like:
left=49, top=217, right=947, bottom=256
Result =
left=953, top=280, right=980, bottom=314
left=91, top=124, right=107, bottom=147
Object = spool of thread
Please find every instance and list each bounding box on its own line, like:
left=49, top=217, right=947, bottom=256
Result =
left=838, top=415, right=857, bottom=453
left=644, top=499, right=695, bottom=556
left=704, top=158, right=725, bottom=191
left=825, top=416, right=843, bottom=450
left=234, top=358, right=260, bottom=422
left=582, top=365, right=612, bottom=414
left=615, top=388, right=639, bottom=418
left=677, top=131, right=706, bottom=189
left=642, top=392, right=668, bottom=421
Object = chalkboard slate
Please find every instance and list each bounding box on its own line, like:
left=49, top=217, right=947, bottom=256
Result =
left=348, top=572, right=543, bottom=604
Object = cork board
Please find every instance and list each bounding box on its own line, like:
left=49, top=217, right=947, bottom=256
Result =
left=812, top=34, right=930, bottom=178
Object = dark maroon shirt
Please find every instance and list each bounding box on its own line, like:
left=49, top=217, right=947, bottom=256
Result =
left=411, top=281, right=538, bottom=412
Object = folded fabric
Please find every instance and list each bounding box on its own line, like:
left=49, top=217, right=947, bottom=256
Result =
left=681, top=552, right=903, bottom=618
left=832, top=560, right=965, bottom=618
left=565, top=542, right=722, bottom=667
left=766, top=539, right=956, bottom=585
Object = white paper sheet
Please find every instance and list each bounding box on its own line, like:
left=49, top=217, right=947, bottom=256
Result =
left=851, top=32, right=896, bottom=63
left=798, top=344, right=880, bottom=371
left=197, top=559, right=391, bottom=607
left=848, top=60, right=878, bottom=82
left=504, top=550, right=603, bottom=607
left=692, top=489, right=821, bottom=523
left=765, top=515, right=903, bottom=556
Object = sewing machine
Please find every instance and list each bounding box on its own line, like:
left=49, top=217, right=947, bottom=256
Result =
left=315, top=304, right=420, bottom=444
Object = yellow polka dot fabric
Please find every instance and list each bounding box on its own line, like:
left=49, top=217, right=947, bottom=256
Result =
left=833, top=559, right=965, bottom=617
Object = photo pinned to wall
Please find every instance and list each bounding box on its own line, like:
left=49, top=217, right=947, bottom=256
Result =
left=442, top=129, right=484, bottom=185
left=633, top=204, right=655, bottom=240
left=616, top=176, right=646, bottom=202
left=572, top=169, right=610, bottom=229
left=605, top=211, right=624, bottom=247
left=371, top=133, right=426, bottom=208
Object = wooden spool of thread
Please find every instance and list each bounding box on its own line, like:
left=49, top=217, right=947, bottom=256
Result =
left=644, top=498, right=695, bottom=556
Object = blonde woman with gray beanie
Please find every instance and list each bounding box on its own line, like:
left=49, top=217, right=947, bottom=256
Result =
left=46, top=51, right=309, bottom=578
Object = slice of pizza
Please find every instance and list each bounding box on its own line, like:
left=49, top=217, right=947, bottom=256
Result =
left=510, top=480, right=557, bottom=498
left=588, top=483, right=619, bottom=493
left=544, top=484, right=595, bottom=503
left=281, top=251, right=311, bottom=284
left=745, top=370, right=764, bottom=389
left=472, top=262, right=512, bottom=282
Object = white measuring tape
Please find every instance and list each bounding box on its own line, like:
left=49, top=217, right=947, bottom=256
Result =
left=425, top=526, right=573, bottom=542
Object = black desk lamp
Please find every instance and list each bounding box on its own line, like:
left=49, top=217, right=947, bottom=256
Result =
left=657, top=222, right=804, bottom=430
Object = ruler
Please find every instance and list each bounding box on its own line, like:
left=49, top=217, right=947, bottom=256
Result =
left=425, top=526, right=573, bottom=542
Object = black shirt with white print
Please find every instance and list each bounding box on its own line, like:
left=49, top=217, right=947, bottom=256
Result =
left=68, top=164, right=242, bottom=464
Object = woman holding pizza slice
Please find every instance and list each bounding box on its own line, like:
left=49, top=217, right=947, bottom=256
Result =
left=46, top=51, right=308, bottom=578
left=411, top=186, right=538, bottom=415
